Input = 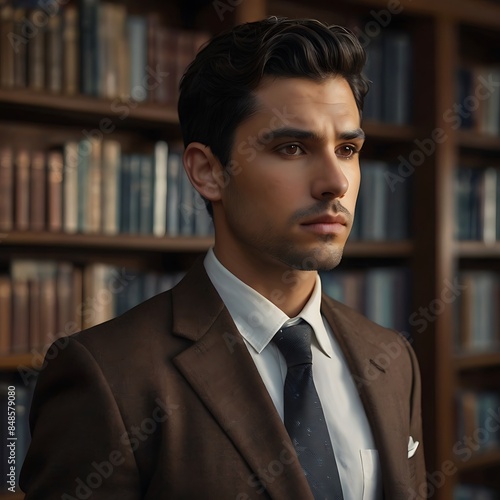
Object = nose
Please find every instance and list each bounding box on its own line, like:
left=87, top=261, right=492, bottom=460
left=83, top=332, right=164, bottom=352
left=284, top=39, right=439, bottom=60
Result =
left=310, top=149, right=349, bottom=201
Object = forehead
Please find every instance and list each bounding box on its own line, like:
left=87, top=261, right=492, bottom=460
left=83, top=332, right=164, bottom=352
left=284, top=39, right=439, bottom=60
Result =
left=247, top=76, right=360, bottom=131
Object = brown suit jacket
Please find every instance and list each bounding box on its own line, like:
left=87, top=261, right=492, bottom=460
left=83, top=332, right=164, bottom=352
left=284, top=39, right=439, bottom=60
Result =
left=20, top=257, right=426, bottom=499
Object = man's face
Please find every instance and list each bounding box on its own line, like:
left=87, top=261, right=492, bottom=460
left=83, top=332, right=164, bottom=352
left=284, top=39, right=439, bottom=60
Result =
left=215, top=76, right=364, bottom=272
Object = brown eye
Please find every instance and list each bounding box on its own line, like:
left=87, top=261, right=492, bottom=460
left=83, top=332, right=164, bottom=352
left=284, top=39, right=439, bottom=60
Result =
left=279, top=144, right=304, bottom=156
left=336, top=145, right=357, bottom=158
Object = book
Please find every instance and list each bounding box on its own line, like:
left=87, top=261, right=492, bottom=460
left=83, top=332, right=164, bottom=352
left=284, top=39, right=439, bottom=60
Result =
left=15, top=149, right=30, bottom=231
left=63, top=142, right=79, bottom=233
left=0, top=276, right=11, bottom=355
left=0, top=4, right=15, bottom=88
left=29, top=150, right=46, bottom=232
left=166, top=150, right=181, bottom=236
left=62, top=5, right=79, bottom=95
left=47, top=150, right=63, bottom=232
left=127, top=15, right=148, bottom=102
left=27, top=8, right=46, bottom=90
left=139, top=155, right=154, bottom=234
left=153, top=141, right=168, bottom=236
left=102, top=140, right=121, bottom=235
left=80, top=0, right=99, bottom=96
left=382, top=31, right=412, bottom=124
left=13, top=7, right=27, bottom=88
left=46, top=11, right=63, bottom=93
left=0, top=146, right=13, bottom=231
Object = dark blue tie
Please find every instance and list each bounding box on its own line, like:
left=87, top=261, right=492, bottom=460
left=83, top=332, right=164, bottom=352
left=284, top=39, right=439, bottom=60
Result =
left=273, top=321, right=344, bottom=500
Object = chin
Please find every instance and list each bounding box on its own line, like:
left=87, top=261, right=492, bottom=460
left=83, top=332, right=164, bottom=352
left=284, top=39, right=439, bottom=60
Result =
left=277, top=243, right=345, bottom=272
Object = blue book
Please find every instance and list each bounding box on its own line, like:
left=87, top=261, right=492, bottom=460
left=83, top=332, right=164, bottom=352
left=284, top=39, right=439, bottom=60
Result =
left=127, top=15, right=148, bottom=102
left=166, top=151, right=181, bottom=236
left=128, top=154, right=141, bottom=234
left=80, top=0, right=99, bottom=96
left=382, top=31, right=412, bottom=124
left=120, top=155, right=131, bottom=233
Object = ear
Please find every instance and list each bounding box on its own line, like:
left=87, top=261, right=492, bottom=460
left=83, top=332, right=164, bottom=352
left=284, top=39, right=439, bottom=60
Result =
left=183, top=142, right=225, bottom=202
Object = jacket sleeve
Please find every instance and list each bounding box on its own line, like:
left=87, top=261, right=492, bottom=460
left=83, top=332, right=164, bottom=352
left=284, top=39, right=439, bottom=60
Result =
left=19, top=336, right=143, bottom=500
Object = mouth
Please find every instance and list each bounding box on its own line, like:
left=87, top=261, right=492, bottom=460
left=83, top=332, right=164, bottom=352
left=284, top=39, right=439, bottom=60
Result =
left=299, top=214, right=348, bottom=236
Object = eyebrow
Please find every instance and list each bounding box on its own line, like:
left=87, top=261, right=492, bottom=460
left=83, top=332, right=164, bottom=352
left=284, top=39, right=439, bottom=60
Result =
left=258, top=127, right=365, bottom=144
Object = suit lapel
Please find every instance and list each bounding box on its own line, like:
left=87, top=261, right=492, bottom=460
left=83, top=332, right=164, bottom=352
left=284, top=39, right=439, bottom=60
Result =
left=170, top=258, right=313, bottom=500
left=321, top=294, right=411, bottom=498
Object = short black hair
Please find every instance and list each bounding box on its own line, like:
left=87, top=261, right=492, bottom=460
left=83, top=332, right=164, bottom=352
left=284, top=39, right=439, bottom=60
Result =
left=178, top=17, right=369, bottom=215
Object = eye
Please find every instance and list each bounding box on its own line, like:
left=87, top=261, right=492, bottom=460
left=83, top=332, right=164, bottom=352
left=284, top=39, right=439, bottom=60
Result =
left=336, top=145, right=359, bottom=159
left=277, top=144, right=305, bottom=156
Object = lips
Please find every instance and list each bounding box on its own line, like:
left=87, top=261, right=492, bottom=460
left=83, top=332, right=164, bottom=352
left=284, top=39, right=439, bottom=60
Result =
left=299, top=213, right=348, bottom=236
left=300, top=213, right=347, bottom=226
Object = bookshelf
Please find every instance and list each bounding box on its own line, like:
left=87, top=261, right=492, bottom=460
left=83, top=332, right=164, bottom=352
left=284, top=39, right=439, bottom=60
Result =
left=0, top=0, right=499, bottom=499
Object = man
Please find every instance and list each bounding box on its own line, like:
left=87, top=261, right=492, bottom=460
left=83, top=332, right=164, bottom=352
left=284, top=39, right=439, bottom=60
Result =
left=20, top=17, right=426, bottom=499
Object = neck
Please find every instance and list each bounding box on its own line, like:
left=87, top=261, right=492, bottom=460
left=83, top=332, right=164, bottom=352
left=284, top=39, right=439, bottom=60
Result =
left=213, top=244, right=317, bottom=318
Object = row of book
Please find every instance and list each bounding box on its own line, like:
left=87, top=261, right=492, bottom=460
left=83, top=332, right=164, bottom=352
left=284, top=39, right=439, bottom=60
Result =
left=321, top=267, right=411, bottom=334
left=0, top=141, right=214, bottom=236
left=0, top=376, right=36, bottom=492
left=455, top=167, right=500, bottom=242
left=455, top=271, right=500, bottom=353
left=350, top=161, right=412, bottom=241
left=456, top=390, right=500, bottom=454
left=363, top=30, right=413, bottom=125
left=0, top=0, right=209, bottom=104
left=0, top=260, right=185, bottom=356
left=457, top=65, right=500, bottom=136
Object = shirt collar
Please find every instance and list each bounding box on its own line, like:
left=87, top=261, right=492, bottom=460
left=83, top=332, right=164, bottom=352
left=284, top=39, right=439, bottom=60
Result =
left=203, top=248, right=333, bottom=357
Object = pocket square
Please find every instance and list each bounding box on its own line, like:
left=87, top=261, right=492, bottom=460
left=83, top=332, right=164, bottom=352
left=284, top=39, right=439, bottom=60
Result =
left=408, top=436, right=419, bottom=458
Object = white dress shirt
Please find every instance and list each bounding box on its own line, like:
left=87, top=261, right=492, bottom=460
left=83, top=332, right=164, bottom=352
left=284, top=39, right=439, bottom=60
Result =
left=204, top=248, right=382, bottom=500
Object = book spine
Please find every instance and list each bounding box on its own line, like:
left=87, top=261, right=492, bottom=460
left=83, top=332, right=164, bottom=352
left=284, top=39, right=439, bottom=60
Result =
left=0, top=5, right=15, bottom=88
left=127, top=15, right=148, bottom=102
left=15, top=149, right=30, bottom=231
left=0, top=146, right=13, bottom=231
left=27, top=8, right=46, bottom=90
left=102, top=140, right=121, bottom=235
left=153, top=141, right=168, bottom=236
left=47, top=150, right=63, bottom=232
left=46, top=10, right=63, bottom=93
left=62, top=5, right=79, bottom=95
left=29, top=150, right=46, bottom=232
left=63, top=142, right=79, bottom=233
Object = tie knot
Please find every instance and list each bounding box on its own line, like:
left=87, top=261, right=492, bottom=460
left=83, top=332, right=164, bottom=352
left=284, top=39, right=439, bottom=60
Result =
left=272, top=321, right=313, bottom=367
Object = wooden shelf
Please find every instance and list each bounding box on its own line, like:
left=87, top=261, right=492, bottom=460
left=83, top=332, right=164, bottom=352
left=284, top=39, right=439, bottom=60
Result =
left=349, top=0, right=500, bottom=28
left=0, top=353, right=44, bottom=371
left=455, top=351, right=500, bottom=371
left=0, top=232, right=412, bottom=257
left=456, top=448, right=500, bottom=472
left=0, top=493, right=24, bottom=499
left=457, top=129, right=500, bottom=151
left=0, top=232, right=214, bottom=253
left=0, top=88, right=178, bottom=128
left=456, top=241, right=500, bottom=258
